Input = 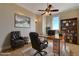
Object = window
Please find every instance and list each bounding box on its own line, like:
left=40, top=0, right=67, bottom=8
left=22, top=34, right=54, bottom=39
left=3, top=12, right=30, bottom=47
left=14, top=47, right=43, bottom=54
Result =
left=52, top=16, right=59, bottom=30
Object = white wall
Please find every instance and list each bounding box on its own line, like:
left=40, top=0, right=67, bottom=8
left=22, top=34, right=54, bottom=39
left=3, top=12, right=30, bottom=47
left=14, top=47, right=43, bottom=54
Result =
left=0, top=4, right=36, bottom=51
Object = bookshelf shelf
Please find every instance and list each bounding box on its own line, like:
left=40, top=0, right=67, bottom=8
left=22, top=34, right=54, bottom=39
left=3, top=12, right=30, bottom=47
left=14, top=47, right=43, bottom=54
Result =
left=60, top=18, right=77, bottom=44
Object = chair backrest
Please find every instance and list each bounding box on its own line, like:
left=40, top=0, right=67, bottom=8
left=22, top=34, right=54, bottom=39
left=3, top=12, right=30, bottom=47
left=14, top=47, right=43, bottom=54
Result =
left=11, top=31, right=20, bottom=40
left=29, top=32, right=41, bottom=50
left=47, top=30, right=55, bottom=36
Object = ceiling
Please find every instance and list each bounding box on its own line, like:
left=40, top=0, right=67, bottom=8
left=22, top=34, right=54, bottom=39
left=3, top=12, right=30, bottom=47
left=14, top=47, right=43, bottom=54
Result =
left=17, top=3, right=79, bottom=15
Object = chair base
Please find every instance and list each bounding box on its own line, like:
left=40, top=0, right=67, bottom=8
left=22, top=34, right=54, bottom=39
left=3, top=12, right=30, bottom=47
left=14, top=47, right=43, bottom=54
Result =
left=33, top=50, right=47, bottom=56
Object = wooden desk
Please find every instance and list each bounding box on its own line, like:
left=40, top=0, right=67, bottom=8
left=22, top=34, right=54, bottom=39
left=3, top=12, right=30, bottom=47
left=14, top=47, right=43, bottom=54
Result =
left=39, top=35, right=64, bottom=41
left=39, top=35, right=55, bottom=39
left=47, top=36, right=55, bottom=39
left=53, top=38, right=60, bottom=56
left=39, top=35, right=65, bottom=56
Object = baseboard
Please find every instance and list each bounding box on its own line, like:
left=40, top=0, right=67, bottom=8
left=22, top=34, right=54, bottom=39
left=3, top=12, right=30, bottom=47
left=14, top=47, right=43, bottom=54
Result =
left=0, top=47, right=2, bottom=52
left=0, top=46, right=11, bottom=52
left=28, top=39, right=31, bottom=43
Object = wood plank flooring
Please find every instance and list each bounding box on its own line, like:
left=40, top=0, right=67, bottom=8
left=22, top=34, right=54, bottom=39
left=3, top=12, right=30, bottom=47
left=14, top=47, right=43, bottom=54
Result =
left=0, top=40, right=79, bottom=56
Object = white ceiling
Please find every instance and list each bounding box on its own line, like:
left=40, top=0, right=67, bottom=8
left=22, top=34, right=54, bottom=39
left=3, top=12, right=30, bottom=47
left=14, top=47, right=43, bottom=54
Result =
left=17, top=3, right=79, bottom=15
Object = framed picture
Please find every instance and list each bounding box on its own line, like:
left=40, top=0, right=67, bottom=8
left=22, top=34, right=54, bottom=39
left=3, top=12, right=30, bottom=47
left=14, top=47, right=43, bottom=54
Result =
left=15, top=14, right=31, bottom=28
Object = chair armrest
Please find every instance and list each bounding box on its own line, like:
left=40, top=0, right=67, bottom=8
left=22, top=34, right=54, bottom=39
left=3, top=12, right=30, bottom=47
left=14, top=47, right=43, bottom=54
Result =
left=43, top=40, right=48, bottom=44
left=39, top=35, right=48, bottom=40
left=39, top=35, right=48, bottom=38
left=41, top=40, right=48, bottom=45
left=39, top=35, right=48, bottom=44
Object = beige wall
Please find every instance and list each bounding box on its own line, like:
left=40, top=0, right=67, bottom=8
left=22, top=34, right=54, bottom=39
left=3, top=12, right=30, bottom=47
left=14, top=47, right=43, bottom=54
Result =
left=59, top=8, right=79, bottom=44
left=35, top=15, right=52, bottom=35
left=46, top=15, right=53, bottom=29
left=44, top=15, right=52, bottom=35
left=0, top=4, right=36, bottom=51
left=42, top=16, right=46, bottom=35
left=35, top=15, right=43, bottom=35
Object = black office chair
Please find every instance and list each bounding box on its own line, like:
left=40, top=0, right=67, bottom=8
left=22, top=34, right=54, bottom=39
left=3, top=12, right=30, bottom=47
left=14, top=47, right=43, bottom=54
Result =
left=29, top=32, right=48, bottom=56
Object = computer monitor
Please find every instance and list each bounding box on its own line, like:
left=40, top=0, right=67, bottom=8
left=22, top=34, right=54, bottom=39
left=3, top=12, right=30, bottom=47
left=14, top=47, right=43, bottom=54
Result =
left=47, top=30, right=55, bottom=36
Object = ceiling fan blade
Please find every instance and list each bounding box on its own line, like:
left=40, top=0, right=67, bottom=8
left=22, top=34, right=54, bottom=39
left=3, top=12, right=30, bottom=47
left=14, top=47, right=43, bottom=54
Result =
left=41, top=13, right=45, bottom=15
left=50, top=9, right=59, bottom=12
left=38, top=10, right=45, bottom=11
left=49, top=13, right=52, bottom=15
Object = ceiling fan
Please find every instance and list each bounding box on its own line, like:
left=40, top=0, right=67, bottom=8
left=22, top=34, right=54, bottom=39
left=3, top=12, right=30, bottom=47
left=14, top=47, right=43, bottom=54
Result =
left=38, top=4, right=59, bottom=15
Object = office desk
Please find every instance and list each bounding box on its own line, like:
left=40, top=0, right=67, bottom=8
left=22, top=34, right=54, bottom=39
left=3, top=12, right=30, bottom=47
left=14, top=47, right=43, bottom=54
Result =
left=39, top=35, right=65, bottom=56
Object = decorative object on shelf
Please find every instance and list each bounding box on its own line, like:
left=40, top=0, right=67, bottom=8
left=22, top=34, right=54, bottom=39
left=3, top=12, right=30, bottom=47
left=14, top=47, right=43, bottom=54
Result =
left=73, top=22, right=75, bottom=26
left=15, top=14, right=31, bottom=28
left=60, top=18, right=77, bottom=44
left=66, top=23, right=69, bottom=26
left=63, top=21, right=66, bottom=23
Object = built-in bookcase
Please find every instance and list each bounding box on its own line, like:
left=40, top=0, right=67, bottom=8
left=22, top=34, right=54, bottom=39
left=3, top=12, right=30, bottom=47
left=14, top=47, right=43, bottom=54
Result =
left=60, top=18, right=77, bottom=44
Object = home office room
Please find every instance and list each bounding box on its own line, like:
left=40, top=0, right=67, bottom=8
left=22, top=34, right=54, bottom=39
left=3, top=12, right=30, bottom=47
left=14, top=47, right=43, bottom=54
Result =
left=0, top=1, right=79, bottom=59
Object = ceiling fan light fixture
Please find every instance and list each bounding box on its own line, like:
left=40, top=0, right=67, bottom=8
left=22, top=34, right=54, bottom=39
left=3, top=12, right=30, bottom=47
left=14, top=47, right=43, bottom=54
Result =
left=38, top=4, right=59, bottom=15
left=45, top=12, right=51, bottom=15
left=45, top=12, right=48, bottom=15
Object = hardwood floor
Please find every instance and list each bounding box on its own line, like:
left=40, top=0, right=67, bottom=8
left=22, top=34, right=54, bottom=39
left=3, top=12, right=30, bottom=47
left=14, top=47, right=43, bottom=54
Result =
left=0, top=40, right=79, bottom=56
left=67, top=43, right=79, bottom=56
left=0, top=43, right=32, bottom=56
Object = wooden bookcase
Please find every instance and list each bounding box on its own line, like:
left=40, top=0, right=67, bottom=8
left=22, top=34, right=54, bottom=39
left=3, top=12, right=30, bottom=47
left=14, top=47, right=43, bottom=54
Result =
left=60, top=18, right=77, bottom=44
